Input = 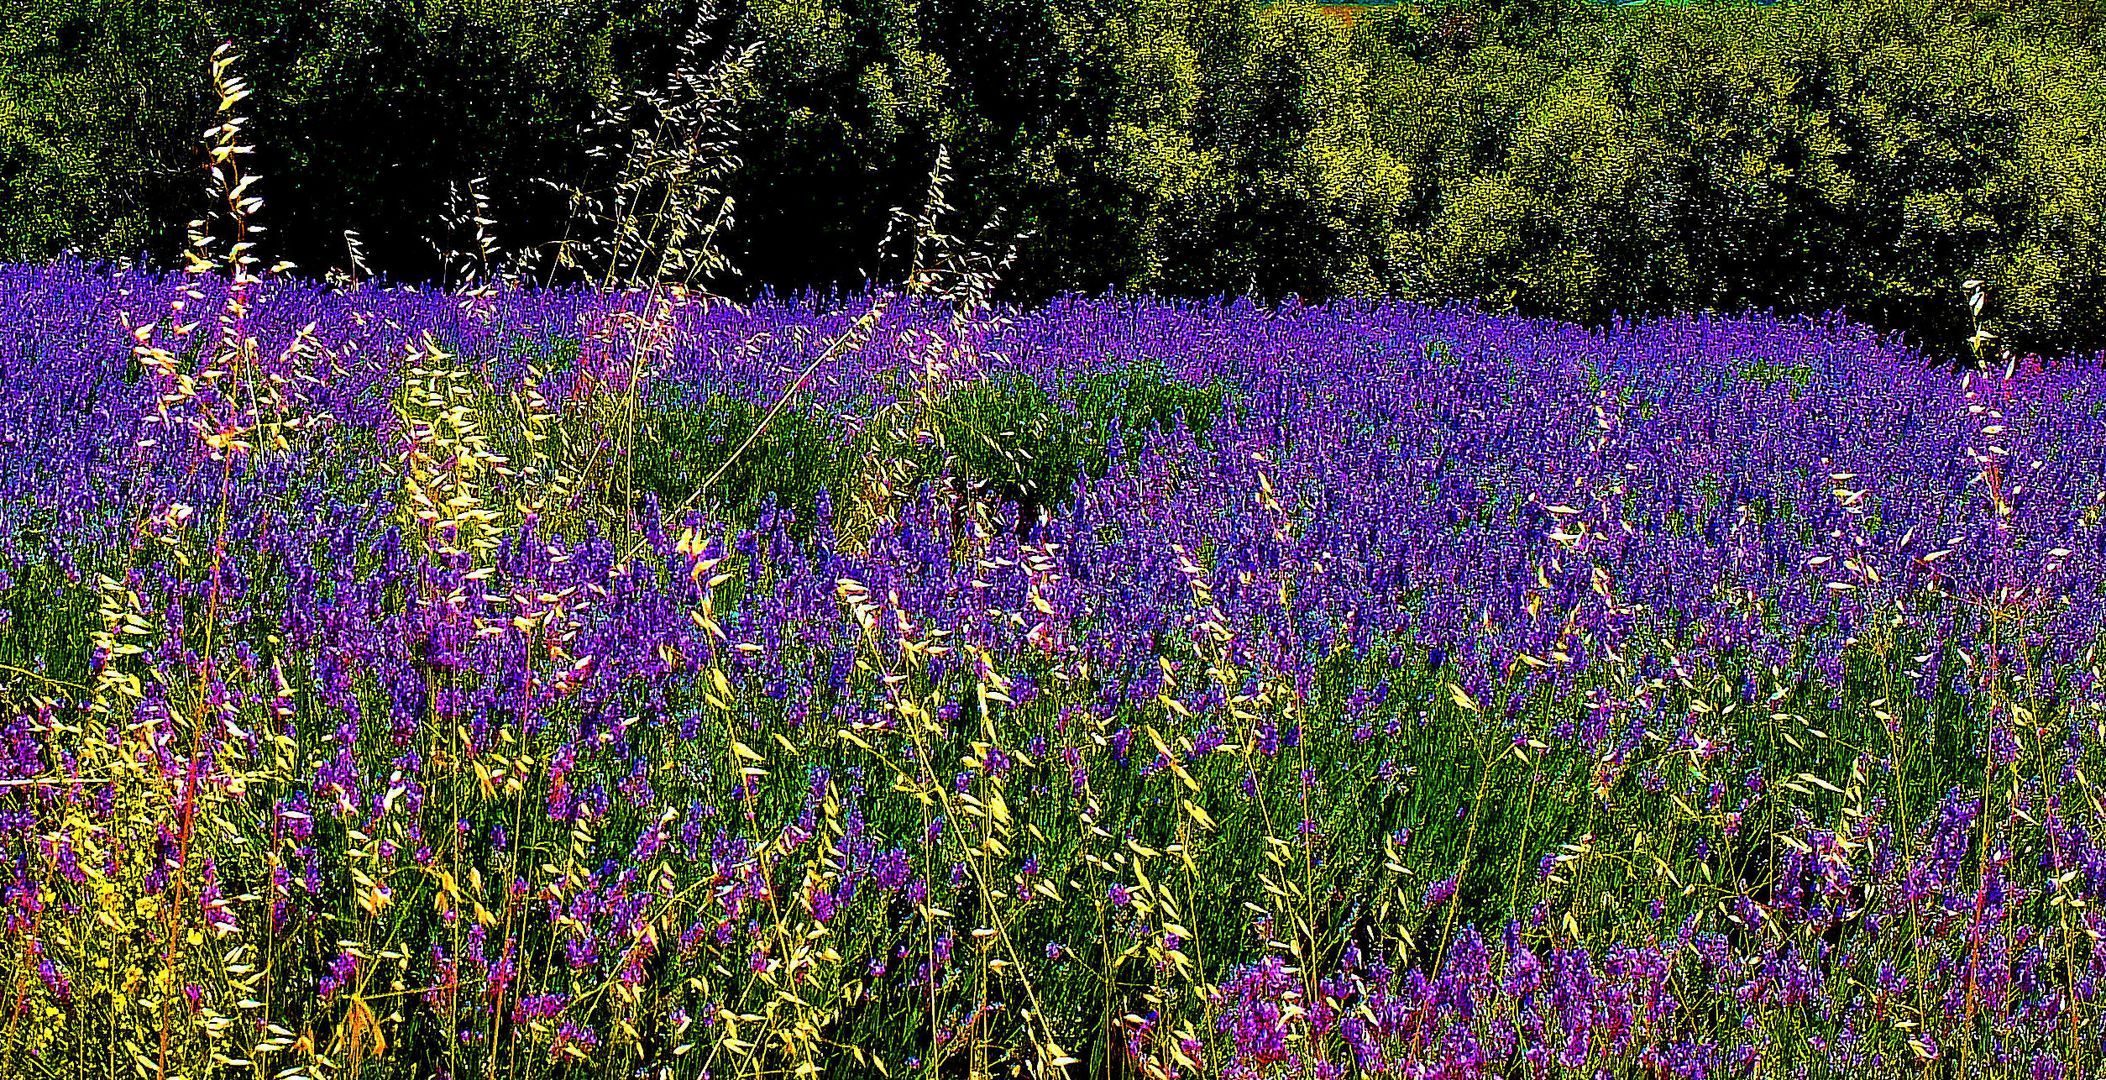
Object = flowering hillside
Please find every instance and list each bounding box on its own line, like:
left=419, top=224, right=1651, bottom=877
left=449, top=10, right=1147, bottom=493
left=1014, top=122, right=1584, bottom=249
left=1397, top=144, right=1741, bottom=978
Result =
left=3, top=258, right=2105, bottom=1079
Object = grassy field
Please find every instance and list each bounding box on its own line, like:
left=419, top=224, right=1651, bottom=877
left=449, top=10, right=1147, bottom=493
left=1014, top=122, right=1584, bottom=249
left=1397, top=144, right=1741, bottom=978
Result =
left=2, top=246, right=2104, bottom=1078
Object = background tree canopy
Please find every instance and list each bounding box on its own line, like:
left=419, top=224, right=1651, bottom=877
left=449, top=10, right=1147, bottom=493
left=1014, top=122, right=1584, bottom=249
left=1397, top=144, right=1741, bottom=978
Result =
left=6, top=0, right=2106, bottom=357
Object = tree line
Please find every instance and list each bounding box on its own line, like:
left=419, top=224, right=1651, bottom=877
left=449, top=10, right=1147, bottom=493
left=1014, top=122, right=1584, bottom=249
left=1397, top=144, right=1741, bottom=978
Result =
left=5, top=0, right=2105, bottom=357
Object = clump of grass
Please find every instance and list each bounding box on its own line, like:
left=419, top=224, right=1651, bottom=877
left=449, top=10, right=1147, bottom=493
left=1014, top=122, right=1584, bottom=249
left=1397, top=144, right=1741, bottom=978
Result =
left=629, top=359, right=1229, bottom=542
left=632, top=391, right=841, bottom=537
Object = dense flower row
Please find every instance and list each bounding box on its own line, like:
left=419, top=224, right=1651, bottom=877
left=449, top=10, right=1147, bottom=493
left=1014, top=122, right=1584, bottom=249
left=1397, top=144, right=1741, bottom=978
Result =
left=1, top=260, right=2104, bottom=1077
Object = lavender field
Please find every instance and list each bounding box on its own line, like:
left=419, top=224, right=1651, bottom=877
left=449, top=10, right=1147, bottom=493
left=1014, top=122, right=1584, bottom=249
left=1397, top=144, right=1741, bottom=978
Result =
left=3, top=255, right=2106, bottom=1080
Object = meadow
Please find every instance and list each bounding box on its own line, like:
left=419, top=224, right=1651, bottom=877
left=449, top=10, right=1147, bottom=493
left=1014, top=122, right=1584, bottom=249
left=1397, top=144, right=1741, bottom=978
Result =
left=6, top=20, right=2106, bottom=1080
left=4, top=233, right=2106, bottom=1078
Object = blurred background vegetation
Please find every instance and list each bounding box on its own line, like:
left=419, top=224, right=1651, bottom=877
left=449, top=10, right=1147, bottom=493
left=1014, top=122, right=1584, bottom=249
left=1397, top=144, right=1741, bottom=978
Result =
left=6, top=0, right=2106, bottom=357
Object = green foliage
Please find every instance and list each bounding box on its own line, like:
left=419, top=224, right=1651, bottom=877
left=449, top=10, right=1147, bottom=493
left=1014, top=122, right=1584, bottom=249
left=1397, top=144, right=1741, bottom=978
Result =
left=633, top=388, right=844, bottom=535
left=0, top=0, right=208, bottom=265
left=631, top=359, right=1229, bottom=536
left=10, top=0, right=2106, bottom=355
left=946, top=361, right=1232, bottom=526
left=1360, top=0, right=2106, bottom=357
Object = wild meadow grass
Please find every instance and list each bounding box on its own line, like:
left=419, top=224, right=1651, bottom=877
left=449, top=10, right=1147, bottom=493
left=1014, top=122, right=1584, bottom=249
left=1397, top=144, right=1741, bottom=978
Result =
left=6, top=37, right=2106, bottom=1080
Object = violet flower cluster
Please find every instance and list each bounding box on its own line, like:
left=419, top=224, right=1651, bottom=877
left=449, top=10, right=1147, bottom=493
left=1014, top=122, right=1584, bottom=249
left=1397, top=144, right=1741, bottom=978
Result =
left=0, top=261, right=2103, bottom=1078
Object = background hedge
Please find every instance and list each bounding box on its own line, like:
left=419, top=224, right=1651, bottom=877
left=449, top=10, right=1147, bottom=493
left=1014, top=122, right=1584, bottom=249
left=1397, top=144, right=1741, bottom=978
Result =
left=7, top=0, right=2106, bottom=357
